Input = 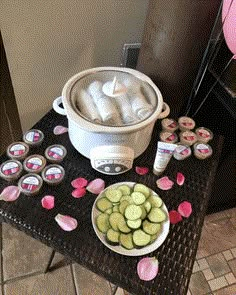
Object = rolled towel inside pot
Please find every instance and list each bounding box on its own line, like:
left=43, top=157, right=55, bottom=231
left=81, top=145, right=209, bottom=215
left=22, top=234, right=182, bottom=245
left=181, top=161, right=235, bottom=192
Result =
left=115, top=94, right=138, bottom=124
left=87, top=81, right=122, bottom=126
left=76, top=89, right=102, bottom=123
left=124, top=79, right=153, bottom=120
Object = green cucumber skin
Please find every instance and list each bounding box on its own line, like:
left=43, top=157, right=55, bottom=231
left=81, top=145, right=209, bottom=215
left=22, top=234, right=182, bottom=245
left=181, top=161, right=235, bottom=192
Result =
left=119, top=233, right=134, bottom=250
left=105, top=238, right=120, bottom=246
left=109, top=212, right=124, bottom=231
left=148, top=208, right=166, bottom=223
left=96, top=213, right=110, bottom=234
left=133, top=229, right=151, bottom=247
left=96, top=197, right=113, bottom=212
left=106, top=229, right=120, bottom=245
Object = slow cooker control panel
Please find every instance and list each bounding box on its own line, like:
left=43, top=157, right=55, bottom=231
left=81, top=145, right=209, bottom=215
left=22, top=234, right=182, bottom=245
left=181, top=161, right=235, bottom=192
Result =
left=90, top=146, right=134, bottom=175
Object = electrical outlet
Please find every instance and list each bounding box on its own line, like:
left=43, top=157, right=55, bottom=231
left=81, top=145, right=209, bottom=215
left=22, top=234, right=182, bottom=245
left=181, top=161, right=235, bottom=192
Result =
left=121, top=43, right=141, bottom=69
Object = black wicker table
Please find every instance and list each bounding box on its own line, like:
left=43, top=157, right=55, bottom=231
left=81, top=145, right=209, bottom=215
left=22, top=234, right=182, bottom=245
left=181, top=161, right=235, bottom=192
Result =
left=0, top=109, right=223, bottom=295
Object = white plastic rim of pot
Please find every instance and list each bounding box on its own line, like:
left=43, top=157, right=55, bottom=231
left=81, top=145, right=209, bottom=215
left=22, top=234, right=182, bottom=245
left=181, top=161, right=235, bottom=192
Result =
left=58, top=67, right=169, bottom=133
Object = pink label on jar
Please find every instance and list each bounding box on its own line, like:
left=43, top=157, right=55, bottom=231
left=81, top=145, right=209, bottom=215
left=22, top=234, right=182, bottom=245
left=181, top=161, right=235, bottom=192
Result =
left=198, top=130, right=210, bottom=138
left=166, top=119, right=177, bottom=128
left=25, top=131, right=40, bottom=142
left=47, top=147, right=63, bottom=159
left=166, top=134, right=176, bottom=141
left=21, top=177, right=39, bottom=191
left=26, top=157, right=43, bottom=170
left=184, top=136, right=196, bottom=141
left=197, top=144, right=210, bottom=154
left=182, top=122, right=193, bottom=127
left=2, top=162, right=20, bottom=175
left=45, top=167, right=63, bottom=180
left=175, top=145, right=190, bottom=156
left=9, top=144, right=26, bottom=156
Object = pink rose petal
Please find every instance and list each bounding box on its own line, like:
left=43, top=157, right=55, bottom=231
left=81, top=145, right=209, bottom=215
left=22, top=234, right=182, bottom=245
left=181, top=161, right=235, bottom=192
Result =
left=137, top=257, right=159, bottom=281
left=135, top=166, right=149, bottom=175
left=71, top=177, right=88, bottom=188
left=41, top=195, right=55, bottom=210
left=176, top=172, right=185, bottom=186
left=178, top=201, right=192, bottom=218
left=53, top=125, right=68, bottom=135
left=0, top=186, right=20, bottom=202
left=72, top=187, right=86, bottom=198
left=169, top=210, right=183, bottom=224
left=156, top=176, right=174, bottom=190
left=55, top=214, right=78, bottom=231
left=86, top=178, right=105, bottom=194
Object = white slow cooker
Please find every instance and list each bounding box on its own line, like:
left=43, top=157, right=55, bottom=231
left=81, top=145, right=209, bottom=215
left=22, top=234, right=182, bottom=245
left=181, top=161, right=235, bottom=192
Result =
left=53, top=67, right=170, bottom=175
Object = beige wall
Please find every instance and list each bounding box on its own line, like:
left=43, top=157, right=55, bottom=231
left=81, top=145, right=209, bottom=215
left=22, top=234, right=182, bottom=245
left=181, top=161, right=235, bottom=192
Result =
left=0, top=1, right=148, bottom=131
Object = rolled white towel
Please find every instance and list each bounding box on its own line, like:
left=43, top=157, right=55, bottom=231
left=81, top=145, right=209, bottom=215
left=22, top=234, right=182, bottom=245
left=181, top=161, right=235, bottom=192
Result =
left=114, top=94, right=138, bottom=124
left=87, top=81, right=122, bottom=126
left=75, top=89, right=102, bottom=123
left=124, top=79, right=153, bottom=120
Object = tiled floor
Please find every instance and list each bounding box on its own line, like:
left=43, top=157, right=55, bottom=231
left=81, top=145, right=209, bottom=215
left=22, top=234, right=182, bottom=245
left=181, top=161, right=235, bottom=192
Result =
left=0, top=208, right=235, bottom=295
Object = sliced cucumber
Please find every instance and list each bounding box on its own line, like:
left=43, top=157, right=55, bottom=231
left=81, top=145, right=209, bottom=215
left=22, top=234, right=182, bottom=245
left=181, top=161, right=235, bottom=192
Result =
left=134, top=183, right=150, bottom=198
left=119, top=200, right=130, bottom=215
left=131, top=192, right=146, bottom=205
left=150, top=233, right=159, bottom=244
left=109, top=212, right=124, bottom=231
left=112, top=205, right=119, bottom=212
left=106, top=228, right=120, bottom=245
left=147, top=195, right=163, bottom=208
left=105, top=189, right=122, bottom=203
left=118, top=185, right=131, bottom=196
left=119, top=233, right=134, bottom=250
left=120, top=195, right=134, bottom=204
left=148, top=208, right=166, bottom=223
left=96, top=213, right=110, bottom=234
left=96, top=197, right=113, bottom=212
left=133, top=229, right=151, bottom=247
left=105, top=208, right=113, bottom=215
left=117, top=218, right=131, bottom=233
left=127, top=218, right=142, bottom=229
left=144, top=201, right=152, bottom=213
left=125, top=204, right=142, bottom=221
left=142, top=220, right=162, bottom=235
left=140, top=205, right=147, bottom=220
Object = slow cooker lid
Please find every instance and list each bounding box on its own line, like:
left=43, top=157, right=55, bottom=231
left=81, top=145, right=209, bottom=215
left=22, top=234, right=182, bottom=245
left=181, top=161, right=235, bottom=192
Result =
left=70, top=69, right=158, bottom=127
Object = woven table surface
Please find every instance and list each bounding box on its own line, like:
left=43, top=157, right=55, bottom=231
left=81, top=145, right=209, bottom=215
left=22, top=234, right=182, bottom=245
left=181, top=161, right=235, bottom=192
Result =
left=0, top=109, right=223, bottom=295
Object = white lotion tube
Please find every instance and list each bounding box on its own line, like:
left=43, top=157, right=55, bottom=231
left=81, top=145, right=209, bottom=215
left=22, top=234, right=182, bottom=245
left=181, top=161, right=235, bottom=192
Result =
left=153, top=141, right=177, bottom=175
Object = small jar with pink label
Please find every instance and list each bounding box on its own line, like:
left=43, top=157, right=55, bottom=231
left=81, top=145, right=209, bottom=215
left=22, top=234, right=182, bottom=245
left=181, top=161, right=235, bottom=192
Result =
left=18, top=173, right=43, bottom=195
left=161, top=118, right=178, bottom=132
left=179, top=131, right=197, bottom=146
left=45, top=145, right=67, bottom=163
left=159, top=131, right=178, bottom=144
left=41, top=164, right=65, bottom=185
left=195, top=127, right=213, bottom=143
left=0, top=159, right=23, bottom=181
left=193, top=142, right=213, bottom=160
left=23, top=154, right=47, bottom=173
left=173, top=144, right=192, bottom=160
left=23, top=129, right=44, bottom=146
left=178, top=116, right=195, bottom=131
left=7, top=142, right=29, bottom=160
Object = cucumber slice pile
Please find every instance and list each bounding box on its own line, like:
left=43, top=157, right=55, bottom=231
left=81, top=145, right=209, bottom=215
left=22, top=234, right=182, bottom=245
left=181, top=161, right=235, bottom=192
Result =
left=95, top=183, right=167, bottom=250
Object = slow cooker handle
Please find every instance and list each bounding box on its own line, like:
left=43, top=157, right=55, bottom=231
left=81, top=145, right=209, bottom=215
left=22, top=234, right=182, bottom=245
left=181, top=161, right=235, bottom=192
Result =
left=157, top=102, right=170, bottom=119
left=53, top=96, right=66, bottom=116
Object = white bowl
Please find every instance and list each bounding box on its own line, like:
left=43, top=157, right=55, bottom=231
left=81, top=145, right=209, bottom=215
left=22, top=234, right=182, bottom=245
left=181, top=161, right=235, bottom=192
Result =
left=91, top=182, right=170, bottom=256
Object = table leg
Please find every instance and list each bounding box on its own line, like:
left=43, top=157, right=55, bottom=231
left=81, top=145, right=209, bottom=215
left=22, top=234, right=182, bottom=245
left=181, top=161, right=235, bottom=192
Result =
left=44, top=249, right=56, bottom=273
